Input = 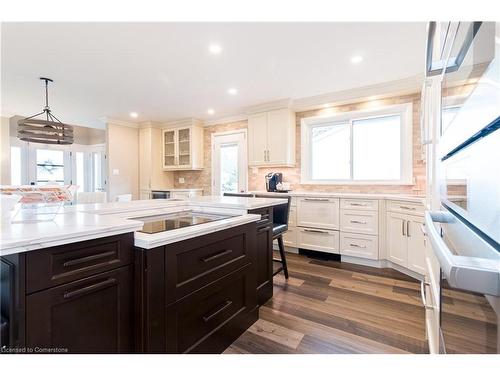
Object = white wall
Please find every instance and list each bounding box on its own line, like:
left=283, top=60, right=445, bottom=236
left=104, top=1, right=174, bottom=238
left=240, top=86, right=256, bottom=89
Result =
left=0, top=117, right=11, bottom=185
left=106, top=122, right=139, bottom=202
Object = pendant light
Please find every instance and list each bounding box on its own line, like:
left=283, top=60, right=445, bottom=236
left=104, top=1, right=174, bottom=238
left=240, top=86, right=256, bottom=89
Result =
left=17, top=77, right=74, bottom=145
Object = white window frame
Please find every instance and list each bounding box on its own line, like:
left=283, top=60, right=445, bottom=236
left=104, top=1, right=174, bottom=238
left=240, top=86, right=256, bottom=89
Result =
left=301, top=103, right=413, bottom=185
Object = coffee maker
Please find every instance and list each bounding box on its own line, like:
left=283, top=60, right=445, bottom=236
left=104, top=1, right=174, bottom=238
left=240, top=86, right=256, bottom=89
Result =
left=265, top=172, right=283, bottom=192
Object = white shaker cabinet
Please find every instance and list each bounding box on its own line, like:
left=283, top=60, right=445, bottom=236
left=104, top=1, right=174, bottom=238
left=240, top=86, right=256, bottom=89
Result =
left=162, top=119, right=204, bottom=171
left=297, top=197, right=339, bottom=230
left=386, top=210, right=426, bottom=274
left=248, top=108, right=295, bottom=167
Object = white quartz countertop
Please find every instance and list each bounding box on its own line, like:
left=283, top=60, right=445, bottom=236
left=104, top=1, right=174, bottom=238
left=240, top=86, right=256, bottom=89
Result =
left=0, top=196, right=287, bottom=255
left=251, top=191, right=425, bottom=204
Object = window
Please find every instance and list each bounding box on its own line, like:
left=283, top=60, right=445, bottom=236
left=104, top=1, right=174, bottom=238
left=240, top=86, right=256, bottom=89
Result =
left=301, top=104, right=413, bottom=184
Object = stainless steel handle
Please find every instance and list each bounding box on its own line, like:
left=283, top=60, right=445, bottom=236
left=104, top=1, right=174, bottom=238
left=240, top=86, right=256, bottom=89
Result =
left=400, top=205, right=416, bottom=211
left=420, top=281, right=433, bottom=309
left=263, top=150, right=266, bottom=161
left=63, top=278, right=116, bottom=299
left=266, top=150, right=270, bottom=161
left=303, top=229, right=329, bottom=234
left=63, top=251, right=116, bottom=268
left=349, top=243, right=366, bottom=248
left=304, top=198, right=329, bottom=202
left=420, top=224, right=427, bottom=236
left=350, top=220, right=367, bottom=224
left=203, top=300, right=233, bottom=323
left=402, top=219, right=406, bottom=236
left=407, top=220, right=411, bottom=237
left=350, top=202, right=367, bottom=206
left=201, top=249, right=233, bottom=263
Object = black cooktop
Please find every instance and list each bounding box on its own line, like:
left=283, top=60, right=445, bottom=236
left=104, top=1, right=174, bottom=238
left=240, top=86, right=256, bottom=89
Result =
left=135, top=212, right=232, bottom=234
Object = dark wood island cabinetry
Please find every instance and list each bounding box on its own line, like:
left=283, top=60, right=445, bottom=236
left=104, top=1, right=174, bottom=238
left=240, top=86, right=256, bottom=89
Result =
left=0, top=206, right=275, bottom=354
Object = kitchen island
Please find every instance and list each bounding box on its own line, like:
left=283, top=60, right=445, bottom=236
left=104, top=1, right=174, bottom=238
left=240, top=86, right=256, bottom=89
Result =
left=0, top=196, right=287, bottom=354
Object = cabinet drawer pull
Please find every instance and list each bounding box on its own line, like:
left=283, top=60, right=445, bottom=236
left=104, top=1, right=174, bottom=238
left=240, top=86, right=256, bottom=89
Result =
left=349, top=243, right=366, bottom=248
left=303, top=229, right=329, bottom=234
left=402, top=219, right=406, bottom=236
left=350, top=202, right=367, bottom=206
left=400, top=205, right=416, bottom=211
left=63, top=278, right=116, bottom=299
left=63, top=250, right=116, bottom=267
left=203, top=300, right=233, bottom=323
left=350, top=220, right=367, bottom=224
left=407, top=220, right=411, bottom=237
left=201, top=249, right=233, bottom=263
left=304, top=198, right=330, bottom=202
left=257, top=226, right=270, bottom=233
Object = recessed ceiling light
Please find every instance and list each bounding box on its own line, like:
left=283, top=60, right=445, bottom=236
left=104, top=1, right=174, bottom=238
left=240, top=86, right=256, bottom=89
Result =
left=350, top=55, right=363, bottom=64
left=130, top=112, right=138, bottom=118
left=228, top=88, right=238, bottom=95
left=208, top=44, right=222, bottom=54
left=207, top=108, right=215, bottom=115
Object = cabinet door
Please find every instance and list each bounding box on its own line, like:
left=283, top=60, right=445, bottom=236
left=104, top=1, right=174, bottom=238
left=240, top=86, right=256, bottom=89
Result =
left=26, top=266, right=133, bottom=353
left=248, top=113, right=268, bottom=165
left=297, top=228, right=340, bottom=254
left=177, top=127, right=191, bottom=167
left=266, top=109, right=289, bottom=164
left=297, top=197, right=339, bottom=230
left=407, top=216, right=426, bottom=275
left=163, top=130, right=176, bottom=168
left=386, top=212, right=408, bottom=267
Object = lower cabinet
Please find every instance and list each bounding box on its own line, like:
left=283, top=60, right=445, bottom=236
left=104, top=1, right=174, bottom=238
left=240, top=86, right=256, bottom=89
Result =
left=297, top=228, right=339, bottom=254
left=386, top=212, right=426, bottom=274
left=26, top=266, right=133, bottom=353
left=339, top=232, right=378, bottom=260
left=166, top=264, right=257, bottom=354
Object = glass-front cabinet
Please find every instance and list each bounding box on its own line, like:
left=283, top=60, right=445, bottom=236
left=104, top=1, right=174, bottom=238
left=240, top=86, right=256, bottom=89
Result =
left=162, top=120, right=204, bottom=170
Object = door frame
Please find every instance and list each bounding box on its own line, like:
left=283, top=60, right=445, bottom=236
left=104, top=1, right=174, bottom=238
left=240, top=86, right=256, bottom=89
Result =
left=211, top=129, right=248, bottom=196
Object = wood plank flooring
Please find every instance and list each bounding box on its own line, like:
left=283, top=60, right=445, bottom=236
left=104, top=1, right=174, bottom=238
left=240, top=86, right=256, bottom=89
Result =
left=224, top=252, right=428, bottom=354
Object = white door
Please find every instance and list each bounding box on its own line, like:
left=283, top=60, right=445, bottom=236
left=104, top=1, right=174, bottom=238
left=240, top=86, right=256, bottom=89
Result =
left=247, top=113, right=268, bottom=165
left=407, top=216, right=427, bottom=275
left=212, top=131, right=248, bottom=196
left=386, top=212, right=408, bottom=267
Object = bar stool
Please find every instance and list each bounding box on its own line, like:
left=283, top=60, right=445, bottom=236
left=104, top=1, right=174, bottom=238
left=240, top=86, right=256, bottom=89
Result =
left=255, top=194, right=290, bottom=279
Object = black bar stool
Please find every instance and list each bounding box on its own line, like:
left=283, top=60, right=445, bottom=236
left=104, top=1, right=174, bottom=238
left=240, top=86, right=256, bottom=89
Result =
left=223, top=192, right=255, bottom=197
left=255, top=194, right=290, bottom=279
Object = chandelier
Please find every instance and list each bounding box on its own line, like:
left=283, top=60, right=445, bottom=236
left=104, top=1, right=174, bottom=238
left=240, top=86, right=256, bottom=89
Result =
left=17, top=77, right=74, bottom=145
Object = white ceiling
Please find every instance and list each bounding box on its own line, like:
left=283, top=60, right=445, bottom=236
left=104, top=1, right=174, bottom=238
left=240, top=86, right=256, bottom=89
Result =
left=1, top=22, right=426, bottom=129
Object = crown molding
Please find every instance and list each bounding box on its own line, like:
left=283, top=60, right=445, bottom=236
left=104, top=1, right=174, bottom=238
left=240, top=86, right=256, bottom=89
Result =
left=292, top=74, right=424, bottom=112
left=204, top=114, right=248, bottom=127
left=161, top=117, right=204, bottom=128
left=100, top=117, right=139, bottom=129
left=244, top=98, right=292, bottom=114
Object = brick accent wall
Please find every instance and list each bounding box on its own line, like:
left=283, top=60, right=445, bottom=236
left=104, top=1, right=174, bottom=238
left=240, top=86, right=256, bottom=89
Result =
left=174, top=92, right=426, bottom=195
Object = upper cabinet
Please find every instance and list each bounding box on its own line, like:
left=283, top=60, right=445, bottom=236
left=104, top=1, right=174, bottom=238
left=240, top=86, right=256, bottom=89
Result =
left=162, top=119, right=204, bottom=170
left=248, top=108, right=296, bottom=167
left=139, top=125, right=173, bottom=191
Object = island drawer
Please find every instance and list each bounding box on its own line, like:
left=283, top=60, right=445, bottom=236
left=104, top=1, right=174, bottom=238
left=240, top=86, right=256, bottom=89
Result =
left=249, top=206, right=273, bottom=228
left=166, top=263, right=256, bottom=353
left=165, top=223, right=256, bottom=304
left=26, top=233, right=134, bottom=294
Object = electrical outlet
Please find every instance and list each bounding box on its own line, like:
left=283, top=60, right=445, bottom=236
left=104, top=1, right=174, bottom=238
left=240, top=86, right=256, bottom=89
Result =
left=179, top=177, right=185, bottom=184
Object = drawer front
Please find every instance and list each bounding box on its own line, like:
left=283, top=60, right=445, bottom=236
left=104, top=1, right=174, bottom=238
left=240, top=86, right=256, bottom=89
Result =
left=387, top=200, right=424, bottom=215
left=26, top=233, right=134, bottom=294
left=26, top=265, right=133, bottom=353
left=166, top=223, right=255, bottom=303
left=282, top=227, right=297, bottom=248
left=297, top=197, right=339, bottom=230
left=297, top=228, right=339, bottom=254
left=340, top=198, right=379, bottom=211
left=339, top=233, right=379, bottom=260
left=340, top=209, right=379, bottom=235
left=166, top=264, right=256, bottom=353
left=288, top=206, right=297, bottom=227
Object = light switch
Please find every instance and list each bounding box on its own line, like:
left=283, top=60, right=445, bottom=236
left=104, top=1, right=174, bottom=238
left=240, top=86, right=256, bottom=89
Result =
left=179, top=177, right=185, bottom=184
left=112, top=169, right=120, bottom=175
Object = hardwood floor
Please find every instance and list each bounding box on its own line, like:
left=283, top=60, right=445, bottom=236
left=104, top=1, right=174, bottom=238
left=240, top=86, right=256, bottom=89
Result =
left=224, top=252, right=428, bottom=354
